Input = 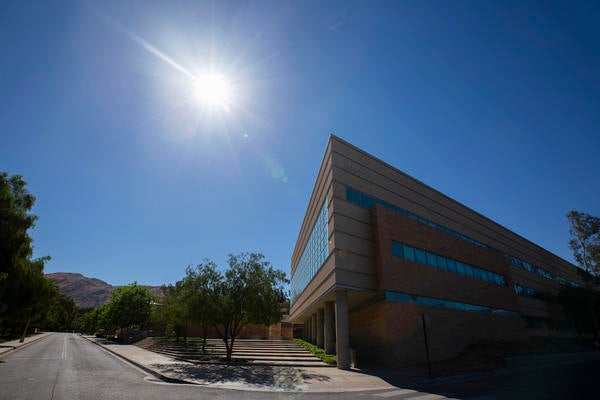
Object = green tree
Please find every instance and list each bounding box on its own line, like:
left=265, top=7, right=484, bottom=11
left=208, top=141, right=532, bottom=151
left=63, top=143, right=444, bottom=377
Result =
left=214, top=252, right=288, bottom=361
left=184, top=261, right=221, bottom=352
left=103, top=283, right=156, bottom=335
left=0, top=172, right=51, bottom=339
left=567, top=211, right=600, bottom=278
left=157, top=261, right=221, bottom=349
left=158, top=280, right=193, bottom=343
left=39, top=290, right=77, bottom=331
left=76, top=308, right=99, bottom=334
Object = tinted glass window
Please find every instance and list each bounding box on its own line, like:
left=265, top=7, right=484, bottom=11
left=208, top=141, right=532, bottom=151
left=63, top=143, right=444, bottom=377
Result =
left=403, top=245, right=416, bottom=262
left=446, top=259, right=457, bottom=273
left=391, top=242, right=403, bottom=258
left=415, top=249, right=427, bottom=264
left=426, top=252, right=438, bottom=267
left=391, top=241, right=507, bottom=287
left=464, top=264, right=474, bottom=278
left=436, top=255, right=447, bottom=270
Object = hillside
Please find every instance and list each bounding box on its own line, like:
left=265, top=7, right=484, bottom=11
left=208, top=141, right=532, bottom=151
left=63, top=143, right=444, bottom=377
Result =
left=46, top=272, right=162, bottom=309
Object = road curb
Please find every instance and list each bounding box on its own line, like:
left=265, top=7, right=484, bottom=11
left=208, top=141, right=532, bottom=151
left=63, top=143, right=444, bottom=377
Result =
left=0, top=332, right=52, bottom=359
left=81, top=336, right=197, bottom=385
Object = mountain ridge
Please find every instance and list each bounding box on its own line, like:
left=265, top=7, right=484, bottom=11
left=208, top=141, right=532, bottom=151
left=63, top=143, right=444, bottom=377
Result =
left=46, top=272, right=162, bottom=309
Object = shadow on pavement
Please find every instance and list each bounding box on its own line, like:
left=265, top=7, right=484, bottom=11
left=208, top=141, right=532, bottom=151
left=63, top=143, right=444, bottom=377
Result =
left=152, top=363, right=331, bottom=389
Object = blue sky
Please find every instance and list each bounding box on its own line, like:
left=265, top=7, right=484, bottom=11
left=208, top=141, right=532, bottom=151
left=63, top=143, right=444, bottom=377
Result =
left=1, top=1, right=599, bottom=286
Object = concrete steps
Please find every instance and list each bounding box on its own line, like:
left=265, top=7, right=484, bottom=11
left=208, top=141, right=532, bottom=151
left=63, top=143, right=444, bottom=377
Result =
left=135, top=337, right=332, bottom=367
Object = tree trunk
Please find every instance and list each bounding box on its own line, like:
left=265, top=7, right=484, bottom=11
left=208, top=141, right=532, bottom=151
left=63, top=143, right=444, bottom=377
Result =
left=19, top=317, right=31, bottom=343
left=229, top=337, right=235, bottom=361
left=216, top=322, right=232, bottom=361
left=201, top=326, right=208, bottom=353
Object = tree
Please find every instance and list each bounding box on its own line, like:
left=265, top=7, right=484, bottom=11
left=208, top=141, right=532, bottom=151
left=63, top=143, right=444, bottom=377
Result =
left=559, top=285, right=600, bottom=339
left=103, top=283, right=156, bottom=336
left=76, top=308, right=101, bottom=334
left=39, top=290, right=78, bottom=331
left=566, top=210, right=600, bottom=340
left=157, top=261, right=221, bottom=350
left=184, top=261, right=221, bottom=352
left=0, top=172, right=51, bottom=338
left=567, top=211, right=600, bottom=278
left=214, top=252, right=288, bottom=361
left=157, top=253, right=288, bottom=362
left=158, top=280, right=194, bottom=343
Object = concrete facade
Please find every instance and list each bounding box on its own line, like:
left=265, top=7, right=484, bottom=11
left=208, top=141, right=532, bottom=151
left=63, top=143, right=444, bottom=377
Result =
left=289, top=135, right=584, bottom=368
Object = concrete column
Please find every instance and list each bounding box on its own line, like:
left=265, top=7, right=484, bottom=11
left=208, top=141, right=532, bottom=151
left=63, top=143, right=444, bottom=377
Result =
left=335, top=290, right=351, bottom=369
left=324, top=301, right=336, bottom=354
left=305, top=319, right=311, bottom=342
left=311, top=313, right=317, bottom=344
left=316, top=308, right=324, bottom=348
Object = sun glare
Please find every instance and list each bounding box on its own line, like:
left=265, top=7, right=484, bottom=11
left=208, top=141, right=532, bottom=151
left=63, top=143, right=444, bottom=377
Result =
left=192, top=73, right=233, bottom=110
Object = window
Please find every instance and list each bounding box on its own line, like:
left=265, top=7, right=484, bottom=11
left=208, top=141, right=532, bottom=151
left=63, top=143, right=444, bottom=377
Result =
left=290, top=201, right=329, bottom=304
left=346, top=186, right=581, bottom=289
left=345, top=187, right=489, bottom=249
left=391, top=241, right=507, bottom=287
left=504, top=253, right=579, bottom=287
left=436, top=255, right=447, bottom=270
left=464, top=264, right=474, bottom=278
left=514, top=283, right=557, bottom=303
left=426, top=252, right=438, bottom=268
left=403, top=245, right=416, bottom=262
left=446, top=259, right=457, bottom=273
left=391, top=241, right=403, bottom=258
left=415, top=248, right=427, bottom=264
left=385, top=290, right=519, bottom=317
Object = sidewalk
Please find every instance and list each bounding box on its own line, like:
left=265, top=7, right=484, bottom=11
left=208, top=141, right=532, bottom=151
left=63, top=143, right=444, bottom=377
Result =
left=0, top=332, right=53, bottom=357
left=85, top=336, right=398, bottom=392
left=85, top=336, right=600, bottom=393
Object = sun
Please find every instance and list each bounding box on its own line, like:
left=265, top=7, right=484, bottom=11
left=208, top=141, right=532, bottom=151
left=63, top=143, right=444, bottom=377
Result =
left=192, top=73, right=233, bottom=110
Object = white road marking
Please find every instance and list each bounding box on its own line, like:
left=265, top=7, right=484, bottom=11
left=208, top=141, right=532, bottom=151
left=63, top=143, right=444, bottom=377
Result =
left=61, top=335, right=68, bottom=360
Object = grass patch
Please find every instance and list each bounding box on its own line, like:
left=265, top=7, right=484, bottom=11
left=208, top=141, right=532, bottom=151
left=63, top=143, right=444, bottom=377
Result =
left=294, top=338, right=337, bottom=366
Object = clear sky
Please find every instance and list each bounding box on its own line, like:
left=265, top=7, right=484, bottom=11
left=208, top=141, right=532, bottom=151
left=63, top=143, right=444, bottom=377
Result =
left=1, top=1, right=599, bottom=286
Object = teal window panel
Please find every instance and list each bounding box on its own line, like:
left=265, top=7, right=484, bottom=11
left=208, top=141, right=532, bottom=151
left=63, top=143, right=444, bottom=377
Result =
left=415, top=248, right=427, bottom=264
left=391, top=240, right=506, bottom=287
left=391, top=242, right=404, bottom=258
left=446, top=259, right=457, bottom=273
left=456, top=261, right=466, bottom=275
left=290, top=201, right=329, bottom=304
left=436, top=255, right=447, bottom=270
left=385, top=290, right=519, bottom=318
left=403, top=245, right=416, bottom=262
left=426, top=252, right=438, bottom=268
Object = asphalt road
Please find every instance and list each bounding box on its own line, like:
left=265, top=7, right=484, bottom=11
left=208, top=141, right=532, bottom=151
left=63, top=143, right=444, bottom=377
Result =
left=0, top=332, right=596, bottom=400
left=0, top=332, right=358, bottom=400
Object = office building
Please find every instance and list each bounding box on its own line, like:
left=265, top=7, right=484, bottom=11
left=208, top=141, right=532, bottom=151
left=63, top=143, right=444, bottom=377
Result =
left=289, top=135, right=583, bottom=369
